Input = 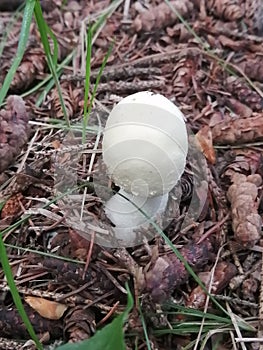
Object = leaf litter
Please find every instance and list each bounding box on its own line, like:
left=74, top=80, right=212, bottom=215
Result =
left=0, top=0, right=263, bottom=349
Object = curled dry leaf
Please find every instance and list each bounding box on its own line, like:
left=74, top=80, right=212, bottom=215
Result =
left=206, top=0, right=244, bottom=21
left=196, top=125, right=216, bottom=164
left=132, top=0, right=193, bottom=32
left=25, top=296, right=68, bottom=320
left=227, top=173, right=262, bottom=248
left=186, top=261, right=237, bottom=309
left=211, top=113, right=263, bottom=145
left=0, top=95, right=29, bottom=173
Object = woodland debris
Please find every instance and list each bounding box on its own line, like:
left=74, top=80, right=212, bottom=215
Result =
left=0, top=95, right=29, bottom=173
left=186, top=261, right=237, bottom=309
left=0, top=305, right=62, bottom=340
left=0, top=0, right=23, bottom=11
left=24, top=296, right=68, bottom=320
left=239, top=57, right=263, bottom=83
left=0, top=193, right=25, bottom=223
left=9, top=48, right=47, bottom=91
left=50, top=81, right=81, bottom=119
left=132, top=0, right=193, bottom=32
left=196, top=125, right=216, bottom=164
left=227, top=173, right=262, bottom=248
left=244, top=0, right=263, bottom=35
left=211, top=113, right=263, bottom=145
left=206, top=0, right=244, bottom=21
left=225, top=76, right=263, bottom=112
left=143, top=240, right=214, bottom=302
left=64, top=307, right=96, bottom=343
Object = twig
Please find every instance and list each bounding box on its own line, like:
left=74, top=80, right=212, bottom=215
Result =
left=97, top=301, right=120, bottom=327
left=226, top=302, right=247, bottom=350
left=258, top=251, right=263, bottom=350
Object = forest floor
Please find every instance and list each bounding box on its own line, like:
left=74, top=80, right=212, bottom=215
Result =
left=0, top=0, right=263, bottom=349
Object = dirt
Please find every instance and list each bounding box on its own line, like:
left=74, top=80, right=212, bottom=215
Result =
left=0, top=0, right=263, bottom=349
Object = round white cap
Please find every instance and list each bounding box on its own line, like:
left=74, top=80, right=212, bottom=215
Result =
left=102, top=91, right=188, bottom=196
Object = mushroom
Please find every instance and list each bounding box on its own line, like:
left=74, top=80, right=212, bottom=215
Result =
left=102, top=91, right=188, bottom=246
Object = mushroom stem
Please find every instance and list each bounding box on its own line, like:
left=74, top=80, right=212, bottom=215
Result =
left=104, top=189, right=169, bottom=231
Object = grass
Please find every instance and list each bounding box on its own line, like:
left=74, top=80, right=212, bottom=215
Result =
left=0, top=2, right=124, bottom=349
left=0, top=0, right=259, bottom=349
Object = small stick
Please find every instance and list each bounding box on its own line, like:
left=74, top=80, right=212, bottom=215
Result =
left=97, top=301, right=120, bottom=327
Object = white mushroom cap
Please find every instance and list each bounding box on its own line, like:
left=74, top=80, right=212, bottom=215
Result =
left=102, top=91, right=188, bottom=197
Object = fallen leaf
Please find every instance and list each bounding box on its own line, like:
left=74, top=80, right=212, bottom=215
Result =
left=25, top=296, right=68, bottom=320
left=196, top=126, right=216, bottom=164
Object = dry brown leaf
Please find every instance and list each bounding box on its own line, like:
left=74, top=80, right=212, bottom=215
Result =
left=196, top=126, right=216, bottom=164
left=25, top=296, right=68, bottom=320
left=187, top=261, right=237, bottom=309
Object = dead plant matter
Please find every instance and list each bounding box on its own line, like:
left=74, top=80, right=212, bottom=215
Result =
left=0, top=95, right=29, bottom=173
left=133, top=0, right=194, bottom=32
left=211, top=113, right=263, bottom=145
left=206, top=0, right=244, bottom=20
left=143, top=240, right=214, bottom=303
left=227, top=173, right=262, bottom=247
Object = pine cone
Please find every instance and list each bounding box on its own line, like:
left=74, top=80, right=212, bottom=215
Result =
left=245, top=0, right=263, bottom=35
left=133, top=0, right=194, bottom=32
left=225, top=76, right=263, bottom=111
left=0, top=95, right=29, bottom=173
left=206, top=0, right=244, bottom=21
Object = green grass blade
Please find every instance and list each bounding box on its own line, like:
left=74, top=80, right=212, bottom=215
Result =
left=0, top=235, right=43, bottom=349
left=82, top=36, right=113, bottom=144
left=0, top=0, right=36, bottom=105
left=82, top=25, right=93, bottom=144
left=34, top=2, right=70, bottom=126
left=89, top=41, right=114, bottom=108
left=139, top=302, right=152, bottom=350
